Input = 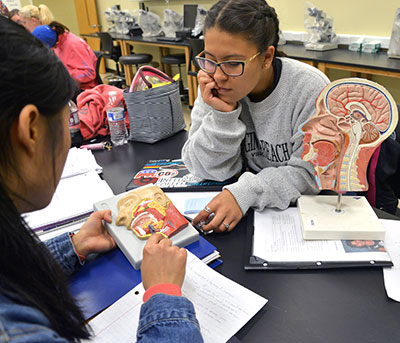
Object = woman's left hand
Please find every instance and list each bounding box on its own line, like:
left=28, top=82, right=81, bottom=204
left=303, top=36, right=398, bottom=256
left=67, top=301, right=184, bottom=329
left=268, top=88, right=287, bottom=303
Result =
left=71, top=210, right=116, bottom=258
left=192, top=190, right=243, bottom=233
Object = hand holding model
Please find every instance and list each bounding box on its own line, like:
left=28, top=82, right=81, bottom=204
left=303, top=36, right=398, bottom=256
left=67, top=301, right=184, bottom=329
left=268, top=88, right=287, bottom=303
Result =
left=71, top=210, right=116, bottom=258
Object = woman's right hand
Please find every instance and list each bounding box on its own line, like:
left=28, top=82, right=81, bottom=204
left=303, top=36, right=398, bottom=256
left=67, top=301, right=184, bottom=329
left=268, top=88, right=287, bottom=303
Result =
left=141, top=233, right=187, bottom=290
left=197, top=70, right=237, bottom=112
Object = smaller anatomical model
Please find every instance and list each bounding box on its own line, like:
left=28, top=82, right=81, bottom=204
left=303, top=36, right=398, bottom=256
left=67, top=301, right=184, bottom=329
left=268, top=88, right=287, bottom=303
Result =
left=116, top=185, right=188, bottom=239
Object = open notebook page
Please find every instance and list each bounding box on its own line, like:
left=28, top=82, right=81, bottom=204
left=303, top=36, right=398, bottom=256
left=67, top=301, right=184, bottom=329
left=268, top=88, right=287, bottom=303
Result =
left=254, top=207, right=391, bottom=263
left=87, top=251, right=267, bottom=343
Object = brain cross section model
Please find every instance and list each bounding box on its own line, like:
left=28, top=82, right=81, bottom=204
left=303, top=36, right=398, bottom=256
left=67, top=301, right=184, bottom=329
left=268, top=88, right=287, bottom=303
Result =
left=300, top=78, right=398, bottom=192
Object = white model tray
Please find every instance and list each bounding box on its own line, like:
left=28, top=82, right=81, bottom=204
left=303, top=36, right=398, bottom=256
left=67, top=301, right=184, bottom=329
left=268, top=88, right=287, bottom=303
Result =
left=94, top=191, right=199, bottom=270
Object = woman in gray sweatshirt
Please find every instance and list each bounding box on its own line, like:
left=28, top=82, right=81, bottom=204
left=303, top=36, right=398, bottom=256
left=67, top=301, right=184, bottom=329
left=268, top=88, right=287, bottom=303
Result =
left=182, top=0, right=330, bottom=233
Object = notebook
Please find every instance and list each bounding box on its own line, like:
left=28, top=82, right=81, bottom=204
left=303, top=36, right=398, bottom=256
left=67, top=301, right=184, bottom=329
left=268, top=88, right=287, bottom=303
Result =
left=244, top=208, right=393, bottom=270
left=24, top=170, right=114, bottom=234
left=87, top=252, right=265, bottom=343
left=68, top=236, right=222, bottom=320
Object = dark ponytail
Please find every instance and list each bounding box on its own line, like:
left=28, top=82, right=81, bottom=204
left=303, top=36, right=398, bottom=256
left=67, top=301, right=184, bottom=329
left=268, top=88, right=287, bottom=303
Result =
left=49, top=20, right=70, bottom=37
left=204, top=0, right=286, bottom=58
left=0, top=17, right=89, bottom=342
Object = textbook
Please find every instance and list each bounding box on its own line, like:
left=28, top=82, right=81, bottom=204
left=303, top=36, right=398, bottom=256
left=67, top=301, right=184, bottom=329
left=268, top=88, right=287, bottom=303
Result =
left=125, top=158, right=236, bottom=192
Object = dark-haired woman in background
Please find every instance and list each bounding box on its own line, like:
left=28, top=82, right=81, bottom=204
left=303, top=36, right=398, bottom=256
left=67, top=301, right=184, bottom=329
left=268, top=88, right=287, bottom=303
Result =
left=0, top=17, right=202, bottom=343
left=182, top=0, right=330, bottom=233
left=32, top=22, right=98, bottom=91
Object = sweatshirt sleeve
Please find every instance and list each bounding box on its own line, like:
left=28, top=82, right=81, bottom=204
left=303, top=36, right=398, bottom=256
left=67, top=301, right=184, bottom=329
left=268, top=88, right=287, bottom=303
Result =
left=181, top=92, right=247, bottom=181
left=224, top=80, right=324, bottom=214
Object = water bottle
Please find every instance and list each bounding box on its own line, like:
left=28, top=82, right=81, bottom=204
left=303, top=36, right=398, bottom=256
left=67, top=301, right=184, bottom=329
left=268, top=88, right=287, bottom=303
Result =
left=68, top=100, right=83, bottom=147
left=106, top=91, right=127, bottom=146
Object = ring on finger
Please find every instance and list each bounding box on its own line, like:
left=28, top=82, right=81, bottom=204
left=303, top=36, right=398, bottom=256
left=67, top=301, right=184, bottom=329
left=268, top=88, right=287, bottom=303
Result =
left=204, top=206, right=212, bottom=214
left=222, top=222, right=230, bottom=229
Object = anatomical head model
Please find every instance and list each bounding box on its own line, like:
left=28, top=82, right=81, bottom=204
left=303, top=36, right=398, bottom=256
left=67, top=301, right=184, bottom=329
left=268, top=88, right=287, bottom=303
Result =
left=300, top=78, right=398, bottom=192
left=116, top=185, right=188, bottom=239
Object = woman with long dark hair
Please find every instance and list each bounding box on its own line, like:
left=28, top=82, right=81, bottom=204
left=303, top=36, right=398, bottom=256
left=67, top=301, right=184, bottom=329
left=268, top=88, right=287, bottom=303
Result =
left=0, top=17, right=202, bottom=343
left=182, top=0, right=330, bottom=233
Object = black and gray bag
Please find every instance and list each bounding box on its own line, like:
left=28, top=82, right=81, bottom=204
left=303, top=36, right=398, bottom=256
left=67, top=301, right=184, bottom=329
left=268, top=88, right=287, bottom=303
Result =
left=123, top=66, right=185, bottom=143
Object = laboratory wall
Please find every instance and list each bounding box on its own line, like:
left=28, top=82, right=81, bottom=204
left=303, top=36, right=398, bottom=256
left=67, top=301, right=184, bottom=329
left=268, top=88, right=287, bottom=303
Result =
left=20, top=0, right=400, bottom=102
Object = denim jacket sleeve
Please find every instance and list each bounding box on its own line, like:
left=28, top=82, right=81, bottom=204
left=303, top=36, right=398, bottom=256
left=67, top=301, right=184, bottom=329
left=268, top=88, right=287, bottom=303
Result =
left=43, top=232, right=83, bottom=277
left=137, top=293, right=203, bottom=343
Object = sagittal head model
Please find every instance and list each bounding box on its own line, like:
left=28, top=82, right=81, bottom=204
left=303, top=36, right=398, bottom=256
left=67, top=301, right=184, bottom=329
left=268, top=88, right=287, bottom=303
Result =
left=300, top=78, right=398, bottom=192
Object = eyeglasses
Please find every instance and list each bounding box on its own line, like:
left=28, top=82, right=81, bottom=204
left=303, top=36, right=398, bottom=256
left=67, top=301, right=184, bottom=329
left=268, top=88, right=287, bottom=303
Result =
left=195, top=51, right=261, bottom=77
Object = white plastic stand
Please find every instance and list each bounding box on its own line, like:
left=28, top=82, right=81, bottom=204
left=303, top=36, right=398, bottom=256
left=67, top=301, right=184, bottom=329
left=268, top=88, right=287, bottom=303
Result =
left=297, top=195, right=385, bottom=240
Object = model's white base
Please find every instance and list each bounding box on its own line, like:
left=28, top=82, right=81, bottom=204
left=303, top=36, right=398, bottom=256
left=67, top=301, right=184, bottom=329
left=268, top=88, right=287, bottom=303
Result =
left=305, top=42, right=338, bottom=51
left=297, top=195, right=385, bottom=240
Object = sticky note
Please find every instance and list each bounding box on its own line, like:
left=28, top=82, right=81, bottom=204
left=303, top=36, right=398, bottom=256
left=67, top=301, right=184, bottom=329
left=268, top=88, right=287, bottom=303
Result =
left=184, top=197, right=213, bottom=214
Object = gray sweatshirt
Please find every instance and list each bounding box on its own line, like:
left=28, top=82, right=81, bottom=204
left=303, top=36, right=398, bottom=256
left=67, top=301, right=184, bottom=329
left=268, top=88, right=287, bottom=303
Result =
left=182, top=57, right=330, bottom=214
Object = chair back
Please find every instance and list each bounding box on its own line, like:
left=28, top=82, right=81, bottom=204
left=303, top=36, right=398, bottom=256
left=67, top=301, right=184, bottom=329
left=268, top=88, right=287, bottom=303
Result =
left=93, top=50, right=104, bottom=85
left=97, top=32, right=122, bottom=75
left=97, top=32, right=114, bottom=57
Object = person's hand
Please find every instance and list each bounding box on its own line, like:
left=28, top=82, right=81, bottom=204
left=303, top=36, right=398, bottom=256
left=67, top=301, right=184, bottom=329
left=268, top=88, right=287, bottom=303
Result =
left=192, top=189, right=243, bottom=233
left=71, top=210, right=116, bottom=258
left=141, top=233, right=187, bottom=290
left=198, top=70, right=237, bottom=112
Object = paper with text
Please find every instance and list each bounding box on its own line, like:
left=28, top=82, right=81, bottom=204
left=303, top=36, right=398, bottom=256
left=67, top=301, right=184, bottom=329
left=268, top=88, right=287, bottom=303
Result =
left=382, top=219, right=400, bottom=302
left=254, top=208, right=391, bottom=262
left=87, top=252, right=267, bottom=343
